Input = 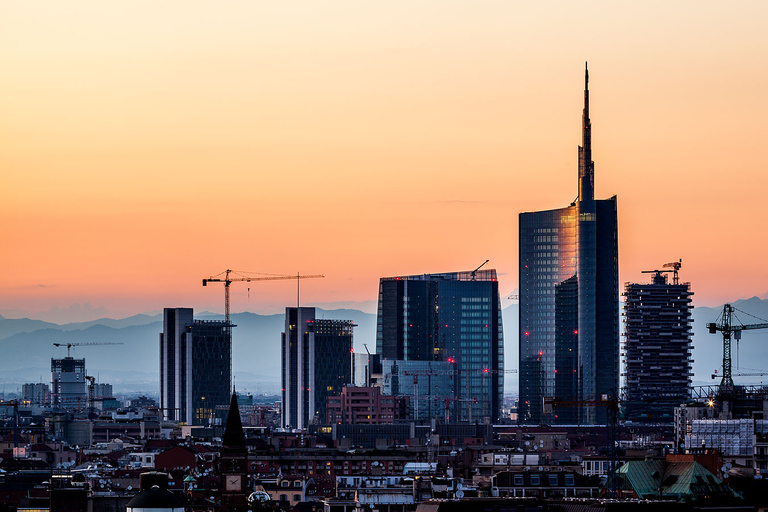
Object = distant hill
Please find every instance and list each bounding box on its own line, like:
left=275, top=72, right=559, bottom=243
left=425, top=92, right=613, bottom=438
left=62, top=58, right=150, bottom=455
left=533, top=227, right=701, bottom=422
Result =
left=2, top=297, right=767, bottom=396
left=0, top=308, right=377, bottom=395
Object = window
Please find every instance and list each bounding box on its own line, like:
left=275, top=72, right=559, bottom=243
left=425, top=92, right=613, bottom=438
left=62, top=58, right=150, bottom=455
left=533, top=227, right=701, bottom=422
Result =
left=282, top=481, right=290, bottom=487
left=280, top=494, right=288, bottom=502
left=294, top=481, right=302, bottom=488
left=294, top=494, right=301, bottom=501
left=565, top=474, right=575, bottom=486
left=513, top=474, right=524, bottom=486
left=548, top=474, right=559, bottom=486
left=530, top=474, right=541, bottom=486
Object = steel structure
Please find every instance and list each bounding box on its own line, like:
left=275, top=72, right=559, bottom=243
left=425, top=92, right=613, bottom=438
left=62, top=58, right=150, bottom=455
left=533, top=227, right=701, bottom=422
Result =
left=203, top=269, right=323, bottom=324
left=707, top=304, right=768, bottom=389
left=52, top=342, right=124, bottom=357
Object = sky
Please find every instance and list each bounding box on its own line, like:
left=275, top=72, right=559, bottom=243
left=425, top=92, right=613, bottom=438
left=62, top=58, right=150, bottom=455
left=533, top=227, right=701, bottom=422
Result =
left=2, top=1, right=767, bottom=322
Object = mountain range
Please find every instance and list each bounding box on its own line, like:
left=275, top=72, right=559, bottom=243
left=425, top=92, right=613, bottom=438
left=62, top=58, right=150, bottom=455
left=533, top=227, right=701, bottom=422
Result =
left=1, top=297, right=767, bottom=396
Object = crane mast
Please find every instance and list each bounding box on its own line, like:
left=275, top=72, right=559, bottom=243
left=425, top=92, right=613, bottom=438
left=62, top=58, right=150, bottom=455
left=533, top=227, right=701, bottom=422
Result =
left=707, top=304, right=768, bottom=390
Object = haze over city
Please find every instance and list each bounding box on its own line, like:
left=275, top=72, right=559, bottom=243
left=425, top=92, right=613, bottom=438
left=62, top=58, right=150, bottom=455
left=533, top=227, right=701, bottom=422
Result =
left=2, top=1, right=768, bottom=320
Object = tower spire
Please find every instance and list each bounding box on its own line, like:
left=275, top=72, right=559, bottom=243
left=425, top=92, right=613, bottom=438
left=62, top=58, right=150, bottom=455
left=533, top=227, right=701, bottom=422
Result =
left=578, top=61, right=594, bottom=201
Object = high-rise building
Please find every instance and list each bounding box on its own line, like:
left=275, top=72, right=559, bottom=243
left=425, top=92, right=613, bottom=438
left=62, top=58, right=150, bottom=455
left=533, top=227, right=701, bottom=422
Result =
left=376, top=269, right=504, bottom=422
left=281, top=307, right=354, bottom=429
left=623, top=266, right=693, bottom=423
left=518, top=64, right=619, bottom=425
left=51, top=357, right=86, bottom=408
left=159, top=307, right=231, bottom=425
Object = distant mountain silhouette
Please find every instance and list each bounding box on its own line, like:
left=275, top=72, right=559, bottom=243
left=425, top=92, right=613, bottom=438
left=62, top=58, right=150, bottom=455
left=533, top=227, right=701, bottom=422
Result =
left=1, top=298, right=767, bottom=395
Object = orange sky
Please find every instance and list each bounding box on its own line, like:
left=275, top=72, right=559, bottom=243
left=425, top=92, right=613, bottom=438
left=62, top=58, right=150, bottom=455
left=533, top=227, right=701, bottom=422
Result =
left=2, top=1, right=767, bottom=319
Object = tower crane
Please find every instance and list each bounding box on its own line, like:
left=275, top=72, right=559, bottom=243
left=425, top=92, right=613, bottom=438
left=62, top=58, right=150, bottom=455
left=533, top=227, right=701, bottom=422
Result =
left=202, top=269, right=324, bottom=324
left=707, top=304, right=768, bottom=389
left=641, top=259, right=682, bottom=284
left=52, top=342, right=124, bottom=357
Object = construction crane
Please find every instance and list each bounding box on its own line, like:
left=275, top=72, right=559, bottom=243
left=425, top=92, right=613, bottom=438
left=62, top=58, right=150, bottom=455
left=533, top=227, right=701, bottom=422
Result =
left=52, top=342, right=124, bottom=357
left=202, top=269, right=324, bottom=324
left=470, top=260, right=489, bottom=280
left=712, top=370, right=768, bottom=380
left=707, top=304, right=768, bottom=389
left=641, top=259, right=682, bottom=284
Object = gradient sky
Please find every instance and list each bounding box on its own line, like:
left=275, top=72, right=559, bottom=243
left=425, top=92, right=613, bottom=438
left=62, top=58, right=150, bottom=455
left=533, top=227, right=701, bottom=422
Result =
left=2, top=1, right=767, bottom=321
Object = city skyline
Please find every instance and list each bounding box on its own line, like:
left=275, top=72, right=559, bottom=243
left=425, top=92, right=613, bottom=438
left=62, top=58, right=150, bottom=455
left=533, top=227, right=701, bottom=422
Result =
left=3, top=2, right=768, bottom=321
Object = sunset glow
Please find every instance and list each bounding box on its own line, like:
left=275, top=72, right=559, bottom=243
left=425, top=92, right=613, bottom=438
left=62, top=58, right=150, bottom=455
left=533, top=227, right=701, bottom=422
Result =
left=2, top=1, right=767, bottom=319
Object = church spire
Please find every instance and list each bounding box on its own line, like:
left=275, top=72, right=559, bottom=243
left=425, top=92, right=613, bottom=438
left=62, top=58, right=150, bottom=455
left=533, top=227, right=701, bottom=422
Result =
left=222, top=390, right=245, bottom=448
left=578, top=62, right=594, bottom=202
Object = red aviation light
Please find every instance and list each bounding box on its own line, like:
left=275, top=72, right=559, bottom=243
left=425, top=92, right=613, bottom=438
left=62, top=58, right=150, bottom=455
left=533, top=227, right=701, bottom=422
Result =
left=539, top=351, right=543, bottom=356
left=350, top=348, right=354, bottom=353
left=574, top=330, right=578, bottom=335
left=483, top=368, right=489, bottom=374
left=524, top=331, right=529, bottom=336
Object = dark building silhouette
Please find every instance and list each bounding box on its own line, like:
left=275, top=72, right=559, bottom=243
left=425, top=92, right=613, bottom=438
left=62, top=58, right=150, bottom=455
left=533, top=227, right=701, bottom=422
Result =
left=376, top=269, right=504, bottom=422
left=51, top=357, right=86, bottom=408
left=281, top=307, right=354, bottom=429
left=518, top=64, right=619, bottom=425
left=623, top=266, right=693, bottom=422
left=159, top=307, right=231, bottom=425
left=220, top=391, right=248, bottom=509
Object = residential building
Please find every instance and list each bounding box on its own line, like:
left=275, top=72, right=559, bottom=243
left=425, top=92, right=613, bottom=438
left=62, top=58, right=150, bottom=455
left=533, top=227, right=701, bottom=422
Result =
left=518, top=64, right=619, bottom=425
left=326, top=386, right=403, bottom=424
left=281, top=307, right=355, bottom=429
left=159, top=307, right=231, bottom=425
left=376, top=269, right=504, bottom=422
left=623, top=266, right=693, bottom=423
left=22, top=383, right=50, bottom=406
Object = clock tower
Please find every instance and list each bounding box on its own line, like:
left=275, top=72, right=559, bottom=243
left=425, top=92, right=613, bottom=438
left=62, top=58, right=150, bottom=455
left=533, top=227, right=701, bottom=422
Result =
left=220, top=390, right=248, bottom=510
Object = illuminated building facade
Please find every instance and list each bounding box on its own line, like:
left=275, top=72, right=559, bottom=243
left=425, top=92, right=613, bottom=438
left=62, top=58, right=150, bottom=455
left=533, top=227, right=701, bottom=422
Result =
left=518, top=65, right=619, bottom=425
left=376, top=269, right=504, bottom=422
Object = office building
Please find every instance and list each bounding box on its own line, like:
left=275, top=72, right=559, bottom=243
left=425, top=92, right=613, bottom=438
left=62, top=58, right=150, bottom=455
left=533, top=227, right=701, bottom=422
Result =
left=281, top=307, right=355, bottom=429
left=51, top=357, right=86, bottom=408
left=382, top=359, right=455, bottom=422
left=624, top=266, right=693, bottom=422
left=159, top=307, right=232, bottom=425
left=518, top=65, right=619, bottom=425
left=376, top=269, right=504, bottom=422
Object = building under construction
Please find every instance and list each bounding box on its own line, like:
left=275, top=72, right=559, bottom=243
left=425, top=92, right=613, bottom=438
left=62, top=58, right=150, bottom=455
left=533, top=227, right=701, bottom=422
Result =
left=51, top=357, right=86, bottom=408
left=623, top=263, right=693, bottom=423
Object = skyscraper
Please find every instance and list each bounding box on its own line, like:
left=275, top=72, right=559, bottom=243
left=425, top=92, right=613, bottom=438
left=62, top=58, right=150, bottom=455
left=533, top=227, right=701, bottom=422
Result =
left=518, top=64, right=619, bottom=425
left=623, top=265, right=693, bottom=423
left=281, top=307, right=355, bottom=429
left=376, top=269, right=504, bottom=422
left=159, top=307, right=232, bottom=425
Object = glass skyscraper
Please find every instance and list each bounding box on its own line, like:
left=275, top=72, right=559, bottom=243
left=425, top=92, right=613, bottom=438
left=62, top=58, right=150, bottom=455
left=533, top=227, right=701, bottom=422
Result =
left=518, top=65, right=619, bottom=425
left=376, top=269, right=504, bottom=422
